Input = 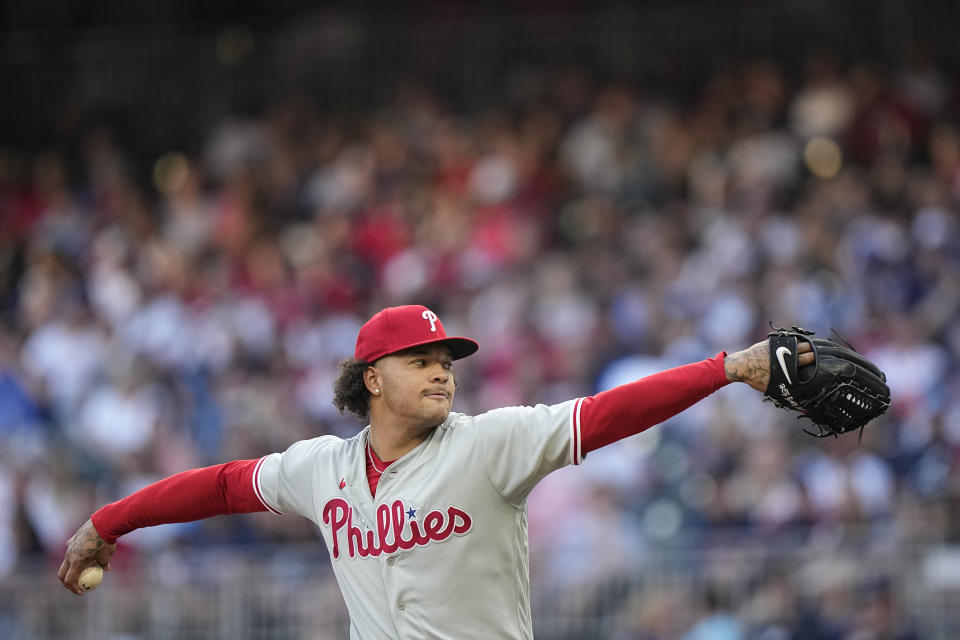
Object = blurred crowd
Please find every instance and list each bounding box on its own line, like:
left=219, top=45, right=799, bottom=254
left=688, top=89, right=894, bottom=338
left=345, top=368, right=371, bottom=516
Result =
left=2, top=53, right=958, bottom=638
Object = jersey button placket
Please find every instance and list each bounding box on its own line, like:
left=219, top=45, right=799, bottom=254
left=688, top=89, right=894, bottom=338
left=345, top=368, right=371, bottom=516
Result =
left=398, top=602, right=406, bottom=611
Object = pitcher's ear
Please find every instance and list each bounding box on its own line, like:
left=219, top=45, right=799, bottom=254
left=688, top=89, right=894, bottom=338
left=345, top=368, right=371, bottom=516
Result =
left=364, top=366, right=380, bottom=394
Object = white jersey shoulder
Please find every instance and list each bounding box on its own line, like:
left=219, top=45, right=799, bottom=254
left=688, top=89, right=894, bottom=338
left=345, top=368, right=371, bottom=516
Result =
left=253, top=434, right=350, bottom=516
left=456, top=398, right=585, bottom=505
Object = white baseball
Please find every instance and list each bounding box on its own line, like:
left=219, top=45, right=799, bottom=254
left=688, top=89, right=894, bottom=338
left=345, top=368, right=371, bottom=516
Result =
left=78, top=564, right=104, bottom=591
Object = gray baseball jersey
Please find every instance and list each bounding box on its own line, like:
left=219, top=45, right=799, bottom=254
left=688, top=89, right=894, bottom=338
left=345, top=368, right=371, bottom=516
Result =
left=254, top=398, right=585, bottom=639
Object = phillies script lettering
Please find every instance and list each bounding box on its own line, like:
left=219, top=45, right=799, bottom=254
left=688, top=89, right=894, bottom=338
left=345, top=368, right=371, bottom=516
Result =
left=322, top=498, right=472, bottom=559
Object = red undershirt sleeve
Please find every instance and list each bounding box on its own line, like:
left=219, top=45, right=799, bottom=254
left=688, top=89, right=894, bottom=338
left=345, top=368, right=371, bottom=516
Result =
left=90, top=458, right=268, bottom=543
left=579, top=352, right=731, bottom=454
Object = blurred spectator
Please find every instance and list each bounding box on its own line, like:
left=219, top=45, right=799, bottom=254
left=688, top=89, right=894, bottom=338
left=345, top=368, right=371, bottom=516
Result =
left=682, top=587, right=745, bottom=640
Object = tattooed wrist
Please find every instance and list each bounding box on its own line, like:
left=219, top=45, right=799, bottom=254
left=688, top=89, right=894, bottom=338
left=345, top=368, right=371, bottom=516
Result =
left=724, top=343, right=770, bottom=392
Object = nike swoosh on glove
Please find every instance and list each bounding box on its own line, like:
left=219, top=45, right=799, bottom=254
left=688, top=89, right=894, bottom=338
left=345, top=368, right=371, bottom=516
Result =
left=764, top=325, right=891, bottom=439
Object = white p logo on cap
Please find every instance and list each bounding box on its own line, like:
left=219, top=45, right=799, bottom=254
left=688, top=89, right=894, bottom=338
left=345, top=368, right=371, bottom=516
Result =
left=422, top=309, right=438, bottom=332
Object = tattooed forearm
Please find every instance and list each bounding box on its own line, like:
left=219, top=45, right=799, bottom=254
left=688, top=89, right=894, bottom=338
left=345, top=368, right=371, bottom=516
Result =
left=724, top=342, right=770, bottom=392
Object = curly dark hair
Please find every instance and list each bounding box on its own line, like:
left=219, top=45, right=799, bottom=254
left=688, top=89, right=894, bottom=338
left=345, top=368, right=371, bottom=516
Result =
left=333, top=358, right=372, bottom=420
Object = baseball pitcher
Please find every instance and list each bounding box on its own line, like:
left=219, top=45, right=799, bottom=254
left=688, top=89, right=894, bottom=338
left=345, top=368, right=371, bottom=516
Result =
left=59, top=305, right=889, bottom=639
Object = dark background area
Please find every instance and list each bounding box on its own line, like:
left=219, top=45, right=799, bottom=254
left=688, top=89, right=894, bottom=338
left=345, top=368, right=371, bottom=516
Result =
left=4, top=1, right=960, bottom=165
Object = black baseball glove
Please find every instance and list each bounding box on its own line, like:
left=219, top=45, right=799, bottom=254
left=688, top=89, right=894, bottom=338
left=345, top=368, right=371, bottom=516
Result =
left=765, top=326, right=891, bottom=438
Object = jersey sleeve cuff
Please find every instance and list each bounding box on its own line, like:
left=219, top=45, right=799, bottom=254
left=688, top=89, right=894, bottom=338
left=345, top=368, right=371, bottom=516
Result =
left=252, top=456, right=283, bottom=514
left=570, top=397, right=584, bottom=465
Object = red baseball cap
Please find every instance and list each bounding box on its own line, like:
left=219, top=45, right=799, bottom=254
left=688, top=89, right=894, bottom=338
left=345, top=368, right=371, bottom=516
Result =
left=354, top=305, right=479, bottom=363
